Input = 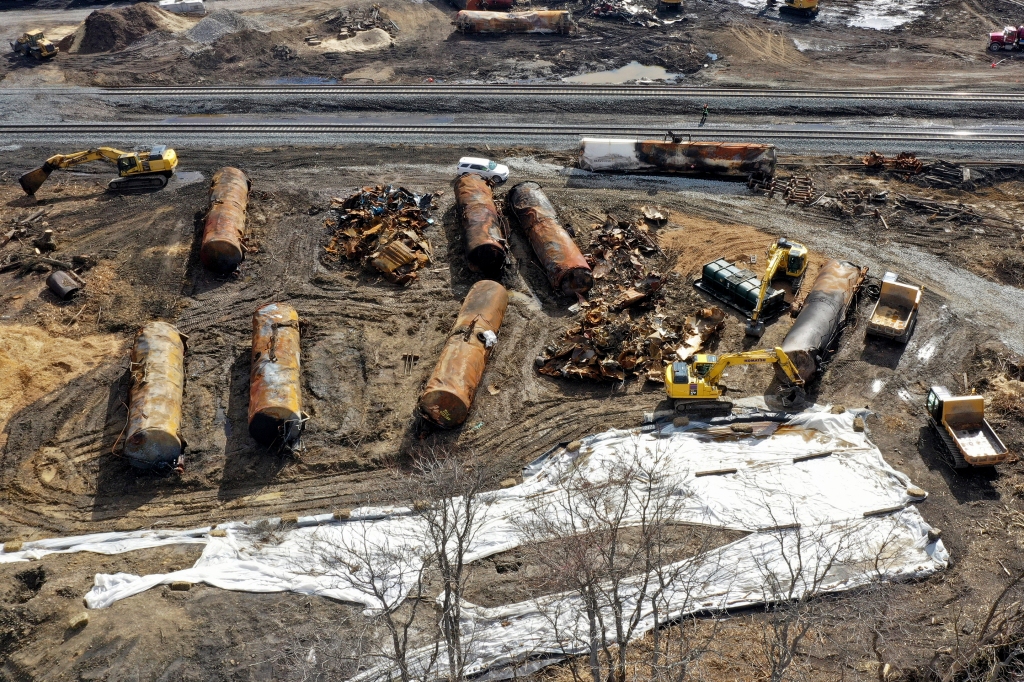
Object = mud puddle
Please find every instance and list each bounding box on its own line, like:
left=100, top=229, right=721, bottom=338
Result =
left=563, top=61, right=679, bottom=84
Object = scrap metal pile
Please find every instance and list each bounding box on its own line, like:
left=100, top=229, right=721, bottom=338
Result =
left=534, top=213, right=724, bottom=382
left=323, top=185, right=436, bottom=285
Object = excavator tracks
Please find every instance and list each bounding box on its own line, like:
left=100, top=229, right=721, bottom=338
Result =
left=107, top=173, right=170, bottom=192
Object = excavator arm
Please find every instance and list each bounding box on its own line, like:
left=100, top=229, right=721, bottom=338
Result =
left=20, top=147, right=128, bottom=195
left=701, top=347, right=805, bottom=388
left=749, top=245, right=787, bottom=324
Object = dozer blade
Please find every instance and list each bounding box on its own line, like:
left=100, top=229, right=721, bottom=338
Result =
left=19, top=166, right=52, bottom=195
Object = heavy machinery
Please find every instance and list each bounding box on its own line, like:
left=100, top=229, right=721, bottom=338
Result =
left=926, top=386, right=1008, bottom=470
left=695, top=238, right=809, bottom=338
left=19, top=146, right=178, bottom=195
left=865, top=272, right=922, bottom=344
left=989, top=25, right=1024, bottom=51
left=11, top=30, right=59, bottom=60
left=664, top=347, right=806, bottom=416
left=767, top=0, right=818, bottom=16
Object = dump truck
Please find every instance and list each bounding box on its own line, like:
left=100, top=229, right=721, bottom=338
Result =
left=11, top=30, right=59, bottom=60
left=926, top=386, right=1008, bottom=469
left=989, top=25, right=1024, bottom=51
left=866, top=272, right=921, bottom=343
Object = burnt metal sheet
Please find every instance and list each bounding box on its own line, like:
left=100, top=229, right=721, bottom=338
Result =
left=201, top=167, right=250, bottom=273
left=249, top=303, right=304, bottom=448
left=454, top=10, right=574, bottom=33
left=507, top=182, right=593, bottom=297
left=778, top=260, right=867, bottom=384
left=635, top=141, right=776, bottom=178
left=455, top=173, right=507, bottom=273
left=46, top=270, right=80, bottom=300
left=125, top=321, right=185, bottom=471
left=419, top=280, right=508, bottom=428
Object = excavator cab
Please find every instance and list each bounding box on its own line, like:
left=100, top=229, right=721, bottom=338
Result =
left=117, top=155, right=139, bottom=173
left=783, top=240, right=809, bottom=277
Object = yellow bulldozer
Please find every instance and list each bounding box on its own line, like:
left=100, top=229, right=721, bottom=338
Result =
left=19, top=146, right=179, bottom=195
left=665, top=346, right=806, bottom=416
left=11, top=30, right=59, bottom=60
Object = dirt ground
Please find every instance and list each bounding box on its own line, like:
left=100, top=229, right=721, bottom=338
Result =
left=1, top=143, right=1024, bottom=680
left=4, top=0, right=1024, bottom=88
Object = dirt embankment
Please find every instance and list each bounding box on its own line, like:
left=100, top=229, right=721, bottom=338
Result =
left=58, top=5, right=195, bottom=55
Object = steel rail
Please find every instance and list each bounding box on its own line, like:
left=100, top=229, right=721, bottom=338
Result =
left=4, top=122, right=1024, bottom=142
left=1, top=86, right=1021, bottom=101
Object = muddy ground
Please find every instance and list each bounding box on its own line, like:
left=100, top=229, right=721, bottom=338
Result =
left=1, top=143, right=1024, bottom=680
left=3, top=0, right=1024, bottom=89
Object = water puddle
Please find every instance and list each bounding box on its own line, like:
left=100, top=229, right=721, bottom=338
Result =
left=167, top=171, right=205, bottom=190
left=563, top=61, right=678, bottom=84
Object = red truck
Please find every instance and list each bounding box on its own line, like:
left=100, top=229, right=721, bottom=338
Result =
left=989, top=25, right=1024, bottom=51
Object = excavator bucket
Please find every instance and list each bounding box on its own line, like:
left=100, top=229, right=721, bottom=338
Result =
left=744, top=318, right=766, bottom=338
left=19, top=166, right=52, bottom=195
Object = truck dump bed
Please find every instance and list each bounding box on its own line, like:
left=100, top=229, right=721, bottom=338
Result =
left=867, top=280, right=921, bottom=341
left=943, top=396, right=1008, bottom=466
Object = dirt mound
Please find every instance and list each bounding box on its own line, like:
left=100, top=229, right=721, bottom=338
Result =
left=0, top=325, right=123, bottom=450
left=184, top=9, right=268, bottom=45
left=72, top=5, right=193, bottom=54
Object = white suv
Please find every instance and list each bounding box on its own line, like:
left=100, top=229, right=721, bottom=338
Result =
left=456, top=157, right=509, bottom=184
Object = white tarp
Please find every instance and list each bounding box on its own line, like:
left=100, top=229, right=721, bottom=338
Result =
left=0, top=411, right=946, bottom=678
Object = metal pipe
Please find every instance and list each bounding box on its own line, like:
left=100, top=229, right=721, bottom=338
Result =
left=419, top=280, right=508, bottom=428
left=46, top=271, right=80, bottom=300
left=579, top=138, right=777, bottom=179
left=455, top=173, right=507, bottom=274
left=507, top=182, right=593, bottom=297
left=249, top=303, right=304, bottom=447
left=777, top=259, right=867, bottom=384
left=454, top=10, right=573, bottom=33
left=124, top=321, right=185, bottom=471
left=201, top=167, right=250, bottom=273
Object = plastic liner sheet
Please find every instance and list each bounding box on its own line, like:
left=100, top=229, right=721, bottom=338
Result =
left=1, top=411, right=947, bottom=678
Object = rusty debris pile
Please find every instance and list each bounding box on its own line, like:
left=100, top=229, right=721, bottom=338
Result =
left=535, top=213, right=726, bottom=383
left=323, top=185, right=436, bottom=285
left=863, top=151, right=923, bottom=174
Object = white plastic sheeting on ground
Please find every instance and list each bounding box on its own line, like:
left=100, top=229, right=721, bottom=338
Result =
left=0, top=411, right=946, bottom=677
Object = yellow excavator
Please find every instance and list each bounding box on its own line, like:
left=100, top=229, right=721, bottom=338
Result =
left=19, top=146, right=179, bottom=196
left=767, top=0, right=819, bottom=16
left=665, top=347, right=806, bottom=416
left=745, top=238, right=809, bottom=338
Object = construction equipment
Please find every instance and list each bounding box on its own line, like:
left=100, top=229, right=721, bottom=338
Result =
left=989, top=25, right=1024, bottom=51
left=866, top=272, right=921, bottom=343
left=19, top=146, right=178, bottom=195
left=664, top=347, right=806, bottom=416
left=657, top=0, right=683, bottom=11
left=780, top=0, right=818, bottom=16
left=926, top=386, right=1008, bottom=470
left=695, top=238, right=808, bottom=337
left=10, top=30, right=59, bottom=60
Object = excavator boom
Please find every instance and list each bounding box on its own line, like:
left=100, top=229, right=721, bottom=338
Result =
left=665, top=346, right=805, bottom=414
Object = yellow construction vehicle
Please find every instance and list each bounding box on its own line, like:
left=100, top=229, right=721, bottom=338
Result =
left=657, top=0, right=683, bottom=11
left=665, top=346, right=806, bottom=416
left=11, top=30, right=59, bottom=60
left=745, top=238, right=809, bottom=337
left=767, top=0, right=818, bottom=16
left=19, top=146, right=179, bottom=195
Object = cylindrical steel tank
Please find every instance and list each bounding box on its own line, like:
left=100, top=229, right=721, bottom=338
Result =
left=455, top=173, right=507, bottom=274
left=249, top=303, right=304, bottom=447
left=124, top=321, right=185, bottom=471
left=578, top=138, right=777, bottom=179
left=507, top=182, right=593, bottom=297
left=777, top=260, right=867, bottom=384
left=201, top=167, right=250, bottom=273
left=46, top=271, right=80, bottom=300
left=454, top=10, right=573, bottom=33
left=419, top=280, right=508, bottom=428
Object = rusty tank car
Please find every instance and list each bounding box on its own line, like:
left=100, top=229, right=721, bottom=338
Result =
left=455, top=173, right=508, bottom=273
left=454, top=9, right=574, bottom=33
left=201, top=167, right=250, bottom=273
left=249, top=303, right=305, bottom=448
left=578, top=138, right=777, bottom=180
left=776, top=259, right=867, bottom=385
left=124, top=321, right=186, bottom=471
left=507, top=182, right=593, bottom=297
left=419, top=280, right=508, bottom=428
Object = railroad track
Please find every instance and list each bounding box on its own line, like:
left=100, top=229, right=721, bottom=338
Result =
left=4, top=122, right=1024, bottom=143
left=1, top=86, right=1022, bottom=101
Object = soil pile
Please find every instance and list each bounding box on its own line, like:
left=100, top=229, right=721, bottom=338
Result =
left=63, top=5, right=194, bottom=54
left=185, top=10, right=268, bottom=45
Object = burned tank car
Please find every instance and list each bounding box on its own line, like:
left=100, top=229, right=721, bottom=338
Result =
left=777, top=259, right=867, bottom=384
